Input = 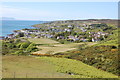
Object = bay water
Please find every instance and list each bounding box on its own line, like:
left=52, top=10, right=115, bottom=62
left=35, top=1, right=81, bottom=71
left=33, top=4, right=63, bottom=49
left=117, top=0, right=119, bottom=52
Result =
left=1, top=20, right=46, bottom=36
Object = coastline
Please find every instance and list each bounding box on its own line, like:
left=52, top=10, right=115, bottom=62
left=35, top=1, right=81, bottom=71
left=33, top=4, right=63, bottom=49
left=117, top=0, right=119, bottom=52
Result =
left=1, top=19, right=117, bottom=40
left=1, top=20, right=47, bottom=38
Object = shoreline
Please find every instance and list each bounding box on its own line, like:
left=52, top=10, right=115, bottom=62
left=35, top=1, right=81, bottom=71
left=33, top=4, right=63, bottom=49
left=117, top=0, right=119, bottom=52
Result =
left=1, top=20, right=48, bottom=38
left=1, top=19, right=117, bottom=41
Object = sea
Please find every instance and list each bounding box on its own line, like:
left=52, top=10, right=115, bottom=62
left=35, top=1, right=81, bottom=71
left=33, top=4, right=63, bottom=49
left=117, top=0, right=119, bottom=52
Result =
left=1, top=20, right=47, bottom=37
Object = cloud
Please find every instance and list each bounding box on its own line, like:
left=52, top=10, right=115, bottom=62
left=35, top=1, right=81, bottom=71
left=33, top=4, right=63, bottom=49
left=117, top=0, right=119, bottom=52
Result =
left=1, top=2, right=117, bottom=21
left=2, top=5, right=60, bottom=20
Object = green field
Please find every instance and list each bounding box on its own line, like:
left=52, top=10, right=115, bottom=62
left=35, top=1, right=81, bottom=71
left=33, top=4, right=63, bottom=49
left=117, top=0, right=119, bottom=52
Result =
left=2, top=38, right=118, bottom=78
left=2, top=55, right=71, bottom=78
left=28, top=38, right=60, bottom=44
left=37, top=57, right=118, bottom=78
left=3, top=55, right=118, bottom=78
left=34, top=43, right=84, bottom=54
left=28, top=38, right=84, bottom=54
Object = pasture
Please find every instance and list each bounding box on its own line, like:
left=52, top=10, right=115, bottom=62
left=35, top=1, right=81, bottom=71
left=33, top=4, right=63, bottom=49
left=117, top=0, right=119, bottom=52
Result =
left=34, top=44, right=81, bottom=54
left=28, top=38, right=59, bottom=44
left=2, top=55, right=71, bottom=78
left=28, top=38, right=84, bottom=54
left=28, top=38, right=97, bottom=54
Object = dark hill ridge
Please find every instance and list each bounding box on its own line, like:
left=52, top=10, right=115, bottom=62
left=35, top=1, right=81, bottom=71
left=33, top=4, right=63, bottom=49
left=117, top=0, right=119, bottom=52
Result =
left=33, top=19, right=118, bottom=27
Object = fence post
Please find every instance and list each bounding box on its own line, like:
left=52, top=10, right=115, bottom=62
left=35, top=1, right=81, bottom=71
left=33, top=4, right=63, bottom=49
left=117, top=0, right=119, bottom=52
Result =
left=26, top=73, right=27, bottom=78
left=13, top=72, right=15, bottom=78
left=36, top=74, right=38, bottom=78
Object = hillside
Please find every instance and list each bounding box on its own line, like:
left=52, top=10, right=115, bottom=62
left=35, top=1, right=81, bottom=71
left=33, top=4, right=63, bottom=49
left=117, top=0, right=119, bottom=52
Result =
left=33, top=19, right=117, bottom=27
left=2, top=55, right=71, bottom=78
left=32, top=19, right=119, bottom=76
left=3, top=55, right=118, bottom=78
left=2, top=19, right=118, bottom=78
left=37, top=57, right=118, bottom=78
left=53, top=29, right=119, bottom=75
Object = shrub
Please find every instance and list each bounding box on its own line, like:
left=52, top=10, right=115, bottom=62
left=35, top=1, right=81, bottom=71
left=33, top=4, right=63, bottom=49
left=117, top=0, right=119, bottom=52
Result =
left=16, top=43, right=22, bottom=48
left=7, top=43, right=16, bottom=49
left=20, top=42, right=31, bottom=49
left=18, top=33, right=24, bottom=37
left=26, top=43, right=38, bottom=52
left=111, top=45, right=117, bottom=49
left=15, top=39, right=21, bottom=43
left=13, top=51, right=23, bottom=55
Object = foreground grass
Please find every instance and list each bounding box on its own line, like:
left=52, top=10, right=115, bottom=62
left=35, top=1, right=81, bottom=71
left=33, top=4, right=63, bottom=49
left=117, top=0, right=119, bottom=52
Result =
left=2, top=55, right=70, bottom=78
left=37, top=57, right=118, bottom=78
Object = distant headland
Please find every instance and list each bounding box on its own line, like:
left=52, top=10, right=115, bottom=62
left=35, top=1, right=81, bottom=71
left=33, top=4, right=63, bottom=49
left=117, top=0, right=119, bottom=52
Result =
left=1, top=17, right=16, bottom=20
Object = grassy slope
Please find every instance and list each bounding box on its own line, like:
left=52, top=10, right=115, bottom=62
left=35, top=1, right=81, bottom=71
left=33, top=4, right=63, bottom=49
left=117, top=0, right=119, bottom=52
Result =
left=37, top=57, right=118, bottom=78
left=2, top=55, right=70, bottom=78
left=3, top=36, right=118, bottom=78
left=28, top=38, right=118, bottom=78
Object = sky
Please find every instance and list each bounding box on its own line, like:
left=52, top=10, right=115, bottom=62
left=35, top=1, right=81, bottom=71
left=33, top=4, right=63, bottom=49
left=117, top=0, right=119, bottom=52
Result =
left=1, top=2, right=118, bottom=21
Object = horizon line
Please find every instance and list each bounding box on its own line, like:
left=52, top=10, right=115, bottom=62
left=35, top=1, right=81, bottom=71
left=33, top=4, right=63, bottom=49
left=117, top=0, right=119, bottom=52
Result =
left=2, top=18, right=118, bottom=21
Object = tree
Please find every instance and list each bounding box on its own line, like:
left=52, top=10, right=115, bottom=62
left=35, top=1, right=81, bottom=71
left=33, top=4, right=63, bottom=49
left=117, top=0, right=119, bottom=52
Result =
left=15, top=39, right=21, bottom=43
left=16, top=43, right=22, bottom=48
left=88, top=37, right=92, bottom=42
left=18, top=33, right=24, bottom=37
left=26, top=43, right=38, bottom=52
left=13, top=51, right=23, bottom=55
left=99, top=36, right=104, bottom=40
left=7, top=43, right=16, bottom=49
left=20, top=42, right=31, bottom=49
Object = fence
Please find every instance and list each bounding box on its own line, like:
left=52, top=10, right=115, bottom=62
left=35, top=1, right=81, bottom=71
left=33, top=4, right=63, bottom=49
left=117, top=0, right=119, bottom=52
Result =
left=3, top=72, right=70, bottom=78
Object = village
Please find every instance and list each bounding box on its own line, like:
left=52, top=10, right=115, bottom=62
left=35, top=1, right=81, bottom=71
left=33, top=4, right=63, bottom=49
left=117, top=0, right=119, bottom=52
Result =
left=4, top=22, right=110, bottom=42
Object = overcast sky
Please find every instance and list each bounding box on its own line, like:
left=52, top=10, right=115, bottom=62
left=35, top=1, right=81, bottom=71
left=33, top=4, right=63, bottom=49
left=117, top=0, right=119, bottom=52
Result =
left=2, top=2, right=118, bottom=21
